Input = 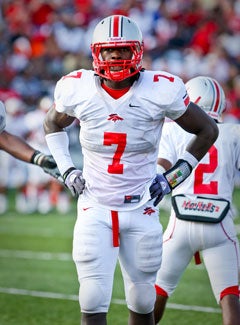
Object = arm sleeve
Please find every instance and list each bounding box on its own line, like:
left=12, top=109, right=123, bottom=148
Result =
left=45, top=131, right=75, bottom=175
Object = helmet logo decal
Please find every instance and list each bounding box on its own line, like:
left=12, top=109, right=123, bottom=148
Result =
left=107, top=37, right=126, bottom=41
left=194, top=96, right=201, bottom=104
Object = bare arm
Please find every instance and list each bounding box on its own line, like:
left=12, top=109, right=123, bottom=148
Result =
left=44, top=105, right=85, bottom=196
left=151, top=103, right=218, bottom=206
left=0, top=130, right=35, bottom=162
left=43, top=105, right=75, bottom=134
left=0, top=129, right=61, bottom=180
left=157, top=103, right=218, bottom=170
left=175, top=102, right=219, bottom=161
left=157, top=158, right=172, bottom=171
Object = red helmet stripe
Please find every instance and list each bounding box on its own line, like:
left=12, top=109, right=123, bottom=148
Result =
left=111, top=15, right=122, bottom=37
left=113, top=16, right=119, bottom=37
left=212, top=79, right=220, bottom=113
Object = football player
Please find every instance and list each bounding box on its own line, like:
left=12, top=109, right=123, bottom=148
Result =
left=44, top=15, right=218, bottom=325
left=154, top=76, right=240, bottom=325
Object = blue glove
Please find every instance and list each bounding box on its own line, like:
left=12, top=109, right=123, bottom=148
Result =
left=63, top=167, right=85, bottom=197
left=149, top=174, right=171, bottom=206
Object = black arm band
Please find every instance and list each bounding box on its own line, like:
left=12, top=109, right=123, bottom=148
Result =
left=30, top=150, right=41, bottom=165
left=63, top=167, right=77, bottom=182
left=164, top=159, right=192, bottom=190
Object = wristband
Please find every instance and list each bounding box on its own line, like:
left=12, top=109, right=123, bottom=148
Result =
left=30, top=150, right=42, bottom=165
left=164, top=159, right=192, bottom=190
left=63, top=167, right=77, bottom=182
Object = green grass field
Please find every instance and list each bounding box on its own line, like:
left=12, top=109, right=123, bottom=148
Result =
left=0, top=188, right=239, bottom=325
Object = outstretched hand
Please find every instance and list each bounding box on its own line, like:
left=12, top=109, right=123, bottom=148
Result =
left=31, top=151, right=63, bottom=182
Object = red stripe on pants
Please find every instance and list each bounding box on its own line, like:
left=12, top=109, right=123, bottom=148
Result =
left=111, top=210, right=119, bottom=247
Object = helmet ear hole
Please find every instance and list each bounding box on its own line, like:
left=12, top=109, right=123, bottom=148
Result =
left=185, top=76, right=226, bottom=122
left=91, top=15, right=144, bottom=81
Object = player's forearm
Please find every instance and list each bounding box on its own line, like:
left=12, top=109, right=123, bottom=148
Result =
left=0, top=131, right=34, bottom=162
left=185, top=128, right=218, bottom=161
left=157, top=158, right=172, bottom=172
left=176, top=103, right=219, bottom=161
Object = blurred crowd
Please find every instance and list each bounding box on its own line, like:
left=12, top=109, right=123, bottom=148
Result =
left=0, top=0, right=240, bottom=214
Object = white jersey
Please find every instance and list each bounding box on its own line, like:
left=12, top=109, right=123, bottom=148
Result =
left=0, top=101, right=6, bottom=134
left=54, top=69, right=189, bottom=209
left=159, top=120, right=240, bottom=207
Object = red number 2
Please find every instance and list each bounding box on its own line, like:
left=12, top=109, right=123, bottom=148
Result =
left=103, top=132, right=126, bottom=174
left=194, top=145, right=218, bottom=194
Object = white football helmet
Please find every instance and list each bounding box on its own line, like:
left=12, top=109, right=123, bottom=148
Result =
left=185, top=76, right=226, bottom=122
left=91, top=15, right=144, bottom=81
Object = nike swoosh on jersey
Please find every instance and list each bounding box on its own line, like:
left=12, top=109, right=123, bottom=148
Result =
left=129, top=103, right=140, bottom=108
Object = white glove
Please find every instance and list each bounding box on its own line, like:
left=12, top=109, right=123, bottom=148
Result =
left=63, top=168, right=85, bottom=197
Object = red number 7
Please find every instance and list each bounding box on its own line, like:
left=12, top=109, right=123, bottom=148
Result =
left=153, top=74, right=174, bottom=82
left=103, top=132, right=127, bottom=174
